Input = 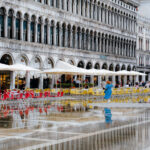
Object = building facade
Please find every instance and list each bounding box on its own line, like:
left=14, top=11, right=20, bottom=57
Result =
left=0, top=0, right=139, bottom=89
left=136, top=15, right=150, bottom=83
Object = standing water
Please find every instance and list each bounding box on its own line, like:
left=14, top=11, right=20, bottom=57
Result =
left=0, top=108, right=150, bottom=150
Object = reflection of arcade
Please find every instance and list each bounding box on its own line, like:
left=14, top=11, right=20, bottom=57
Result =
left=0, top=72, right=11, bottom=91
left=0, top=54, right=12, bottom=91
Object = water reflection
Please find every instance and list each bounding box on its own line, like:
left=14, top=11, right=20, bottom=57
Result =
left=0, top=109, right=150, bottom=150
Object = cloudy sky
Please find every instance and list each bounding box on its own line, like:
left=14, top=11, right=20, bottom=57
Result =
left=138, top=0, right=150, bottom=18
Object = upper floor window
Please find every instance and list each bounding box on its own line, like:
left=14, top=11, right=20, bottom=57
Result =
left=0, top=7, right=5, bottom=37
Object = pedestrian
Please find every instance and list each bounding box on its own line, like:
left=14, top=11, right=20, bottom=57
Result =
left=104, top=81, right=113, bottom=103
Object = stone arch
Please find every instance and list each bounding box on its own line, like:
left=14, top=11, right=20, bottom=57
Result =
left=77, top=60, right=85, bottom=68
left=115, top=64, right=120, bottom=71
left=0, top=53, right=14, bottom=65
left=86, top=61, right=93, bottom=69
left=109, top=64, right=114, bottom=71
left=121, top=64, right=126, bottom=70
left=68, top=59, right=75, bottom=66
left=102, top=63, right=108, bottom=69
left=16, top=54, right=29, bottom=65
left=30, top=55, right=43, bottom=69
left=127, top=65, right=131, bottom=71
left=94, top=62, right=100, bottom=69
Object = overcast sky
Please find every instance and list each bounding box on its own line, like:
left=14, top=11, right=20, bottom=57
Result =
left=138, top=0, right=150, bottom=18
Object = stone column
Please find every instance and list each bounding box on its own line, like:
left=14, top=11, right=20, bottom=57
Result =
left=95, top=4, right=97, bottom=20
left=68, top=0, right=72, bottom=12
left=53, top=24, right=56, bottom=46
left=47, top=23, right=50, bottom=45
left=64, top=0, right=67, bottom=11
left=47, top=0, right=50, bottom=6
left=78, top=31, right=81, bottom=49
left=70, top=29, right=73, bottom=48
left=98, top=76, right=101, bottom=87
left=105, top=9, right=108, bottom=24
left=78, top=0, right=81, bottom=16
left=10, top=72, right=15, bottom=89
left=20, top=17, right=23, bottom=40
left=41, top=22, right=44, bottom=43
left=135, top=75, right=138, bottom=83
left=4, top=13, right=8, bottom=38
left=88, top=33, right=90, bottom=50
left=27, top=20, right=30, bottom=42
left=34, top=21, right=37, bottom=42
left=82, top=0, right=85, bottom=17
left=73, top=0, right=76, bottom=14
left=112, top=68, right=116, bottom=86
left=148, top=73, right=150, bottom=81
left=102, top=8, right=105, bottom=23
left=87, top=1, right=89, bottom=18
left=75, top=30, right=78, bottom=49
left=65, top=28, right=68, bottom=47
left=142, top=73, right=146, bottom=82
left=12, top=16, right=16, bottom=39
left=39, top=75, right=43, bottom=89
left=91, top=3, right=93, bottom=19
left=103, top=36, right=105, bottom=53
left=99, top=35, right=101, bottom=52
left=59, top=27, right=62, bottom=47
left=84, top=32, right=86, bottom=50
left=25, top=71, right=30, bottom=88
left=112, top=12, right=114, bottom=27
left=96, top=35, right=98, bottom=52
left=118, top=75, right=121, bottom=85
left=99, top=6, right=101, bottom=22
left=124, top=76, right=127, bottom=86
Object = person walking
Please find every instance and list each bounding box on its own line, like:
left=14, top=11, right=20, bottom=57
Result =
left=104, top=81, right=113, bottom=103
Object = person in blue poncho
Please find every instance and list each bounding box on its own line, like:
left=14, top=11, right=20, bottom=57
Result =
left=104, top=81, right=113, bottom=102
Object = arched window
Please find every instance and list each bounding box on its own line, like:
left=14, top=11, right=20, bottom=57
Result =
left=72, top=27, right=76, bottom=48
left=89, top=1, right=91, bottom=18
left=94, top=33, right=96, bottom=51
left=76, top=0, right=79, bottom=14
left=85, top=1, right=88, bottom=17
left=93, top=3, right=96, bottom=19
left=50, top=0, right=54, bottom=7
left=37, top=17, right=42, bottom=43
left=23, top=14, right=28, bottom=41
left=77, top=28, right=80, bottom=49
left=67, top=25, right=71, bottom=48
left=78, top=61, right=84, bottom=68
left=56, top=23, right=60, bottom=46
left=61, top=0, right=64, bottom=9
left=44, top=19, right=48, bottom=44
left=81, top=29, right=84, bottom=50
left=90, top=32, right=93, bottom=50
left=56, top=0, right=59, bottom=8
left=81, top=0, right=83, bottom=16
left=0, top=7, right=5, bottom=37
left=86, top=62, right=92, bottom=69
left=67, top=0, right=69, bottom=11
left=50, top=21, right=54, bottom=45
left=86, top=31, right=89, bottom=50
left=30, top=15, right=36, bottom=42
left=44, top=0, right=48, bottom=4
left=16, top=12, right=21, bottom=40
left=98, top=34, right=100, bottom=52
left=8, top=9, right=13, bottom=39
left=62, top=23, right=65, bottom=47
